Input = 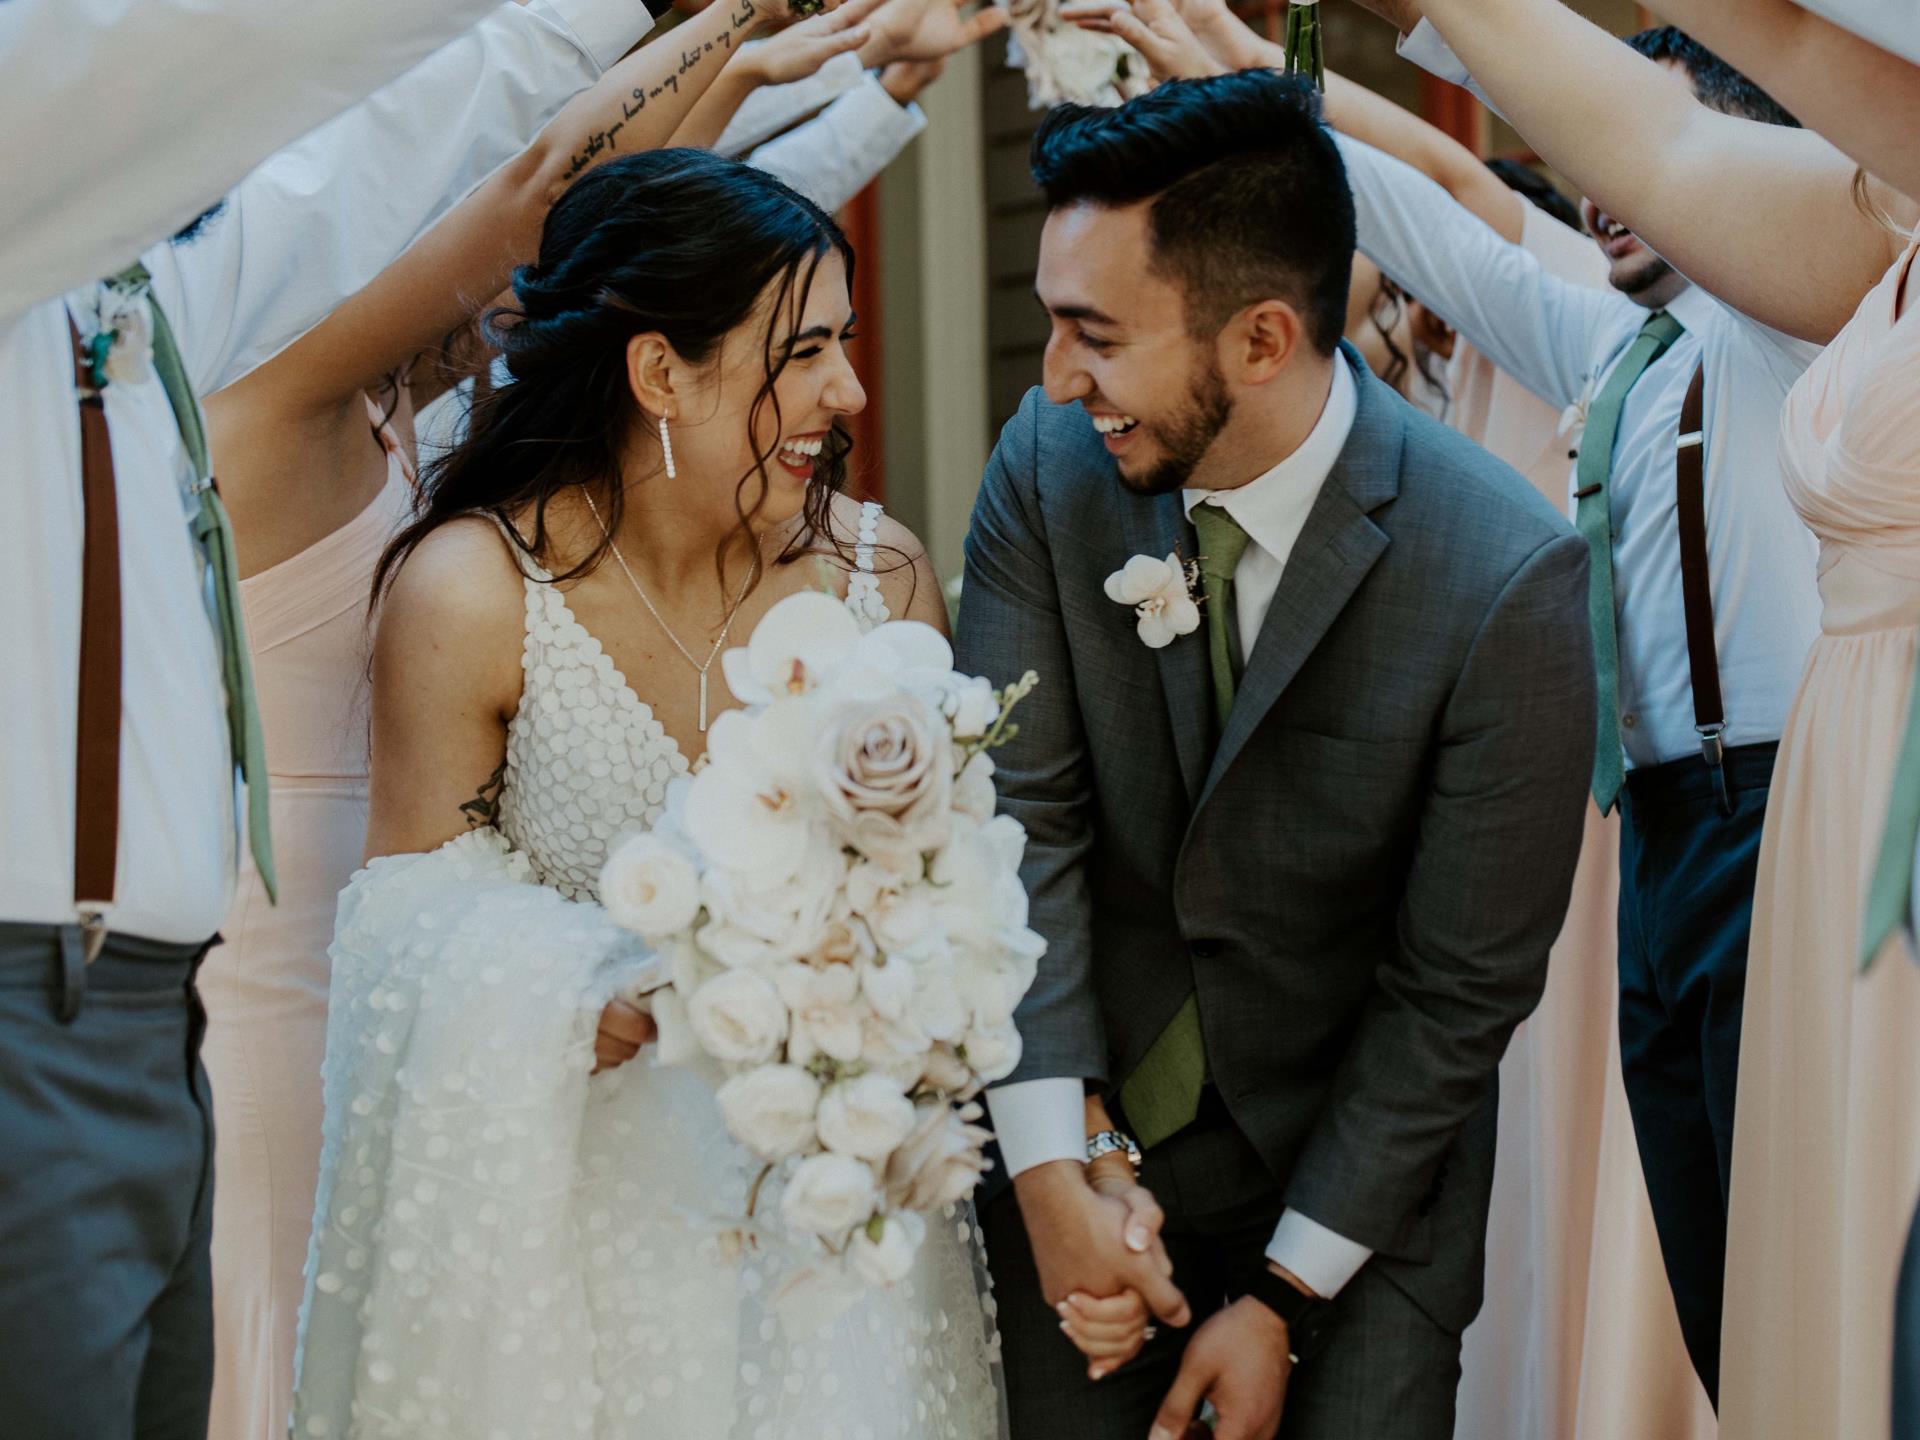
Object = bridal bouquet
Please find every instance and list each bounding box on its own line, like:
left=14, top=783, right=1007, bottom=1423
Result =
left=599, top=591, right=1043, bottom=1301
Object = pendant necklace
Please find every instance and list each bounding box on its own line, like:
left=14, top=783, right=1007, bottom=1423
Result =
left=583, top=491, right=759, bottom=732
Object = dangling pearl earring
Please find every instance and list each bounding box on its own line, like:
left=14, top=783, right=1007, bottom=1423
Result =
left=658, top=415, right=677, bottom=480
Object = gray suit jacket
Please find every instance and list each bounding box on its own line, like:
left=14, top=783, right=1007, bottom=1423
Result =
left=953, top=346, right=1596, bottom=1332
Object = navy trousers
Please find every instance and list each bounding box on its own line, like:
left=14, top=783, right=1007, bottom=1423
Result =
left=1615, top=741, right=1775, bottom=1408
left=0, top=923, right=217, bottom=1440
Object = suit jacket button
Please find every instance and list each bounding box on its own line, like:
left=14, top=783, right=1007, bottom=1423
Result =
left=1191, top=940, right=1222, bottom=959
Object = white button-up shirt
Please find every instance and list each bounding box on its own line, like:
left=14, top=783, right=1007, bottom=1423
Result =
left=1336, top=133, right=1823, bottom=771
left=988, top=357, right=1379, bottom=1299
left=743, top=74, right=928, bottom=214
left=1, top=0, right=655, bottom=944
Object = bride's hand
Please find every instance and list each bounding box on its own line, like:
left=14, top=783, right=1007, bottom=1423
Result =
left=1058, top=1155, right=1166, bottom=1376
left=592, top=996, right=657, bottom=1073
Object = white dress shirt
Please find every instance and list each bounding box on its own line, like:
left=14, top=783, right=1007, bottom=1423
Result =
left=714, top=50, right=870, bottom=156
left=988, top=359, right=1379, bottom=1299
left=0, top=0, right=657, bottom=944
left=1335, top=133, right=1823, bottom=771
left=743, top=75, right=927, bottom=214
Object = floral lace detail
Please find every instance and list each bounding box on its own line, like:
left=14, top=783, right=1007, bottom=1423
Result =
left=845, top=500, right=890, bottom=628
left=498, top=570, right=692, bottom=901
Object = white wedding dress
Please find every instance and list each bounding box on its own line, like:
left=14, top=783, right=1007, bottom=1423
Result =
left=292, top=503, right=1006, bottom=1440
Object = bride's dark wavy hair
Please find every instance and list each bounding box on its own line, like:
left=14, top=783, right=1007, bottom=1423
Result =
left=373, top=148, right=857, bottom=600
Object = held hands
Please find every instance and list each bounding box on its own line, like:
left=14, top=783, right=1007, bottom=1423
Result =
left=591, top=996, right=657, bottom=1073
left=742, top=0, right=887, bottom=86
left=860, top=0, right=1010, bottom=67
left=1057, top=0, right=1226, bottom=83
left=1054, top=1155, right=1170, bottom=1378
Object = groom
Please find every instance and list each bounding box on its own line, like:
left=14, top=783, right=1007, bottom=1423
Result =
left=954, top=71, right=1596, bottom=1440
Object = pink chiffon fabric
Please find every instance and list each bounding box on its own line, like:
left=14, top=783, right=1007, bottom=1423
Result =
left=1448, top=204, right=1716, bottom=1440
left=1719, top=235, right=1920, bottom=1440
left=201, top=406, right=413, bottom=1440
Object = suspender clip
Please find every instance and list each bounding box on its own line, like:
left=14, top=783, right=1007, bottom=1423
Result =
left=78, top=907, right=110, bottom=965
left=1697, top=723, right=1734, bottom=815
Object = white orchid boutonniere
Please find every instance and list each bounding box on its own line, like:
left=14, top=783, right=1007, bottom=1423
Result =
left=1104, top=552, right=1201, bottom=649
left=86, top=267, right=155, bottom=390
left=1558, top=371, right=1597, bottom=461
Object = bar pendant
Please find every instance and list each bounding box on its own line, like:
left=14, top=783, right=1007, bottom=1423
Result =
left=698, top=670, right=709, bottom=732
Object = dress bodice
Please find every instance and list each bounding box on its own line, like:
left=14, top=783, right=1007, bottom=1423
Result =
left=497, top=500, right=891, bottom=899
left=1777, top=236, right=1920, bottom=637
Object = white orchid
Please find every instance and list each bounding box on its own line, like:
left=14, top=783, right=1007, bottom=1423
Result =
left=1104, top=552, right=1202, bottom=649
left=683, top=701, right=822, bottom=881
left=720, top=590, right=863, bottom=706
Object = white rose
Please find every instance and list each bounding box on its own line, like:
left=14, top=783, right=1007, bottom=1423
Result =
left=686, top=969, right=788, bottom=1065
left=918, top=1043, right=972, bottom=1095
left=780, top=1152, right=879, bottom=1238
left=884, top=1100, right=992, bottom=1211
left=930, top=674, right=1000, bottom=741
left=697, top=843, right=841, bottom=968
left=599, top=832, right=702, bottom=937
left=715, top=1064, right=821, bottom=1160
left=955, top=950, right=1026, bottom=1031
left=816, top=1072, right=917, bottom=1161
left=849, top=1210, right=926, bottom=1286
left=861, top=1011, right=933, bottom=1090
left=960, top=1023, right=1023, bottom=1084
left=908, top=953, right=969, bottom=1044
left=951, top=751, right=997, bottom=825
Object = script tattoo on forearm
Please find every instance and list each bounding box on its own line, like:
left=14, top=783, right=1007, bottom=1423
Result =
left=561, top=0, right=762, bottom=180
left=459, top=761, right=508, bottom=830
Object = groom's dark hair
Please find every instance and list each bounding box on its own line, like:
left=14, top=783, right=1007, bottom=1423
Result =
left=1030, top=70, right=1355, bottom=355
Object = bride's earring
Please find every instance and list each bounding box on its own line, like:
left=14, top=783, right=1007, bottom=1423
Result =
left=658, top=415, right=677, bottom=481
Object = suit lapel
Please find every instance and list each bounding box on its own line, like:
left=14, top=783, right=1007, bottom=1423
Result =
left=1121, top=488, right=1213, bottom=805
left=1199, top=352, right=1405, bottom=808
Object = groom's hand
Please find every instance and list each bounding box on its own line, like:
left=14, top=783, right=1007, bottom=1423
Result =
left=1014, top=1161, right=1192, bottom=1329
left=1148, top=1285, right=1294, bottom=1440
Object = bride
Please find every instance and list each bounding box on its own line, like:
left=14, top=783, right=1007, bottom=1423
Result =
left=291, top=149, right=1004, bottom=1439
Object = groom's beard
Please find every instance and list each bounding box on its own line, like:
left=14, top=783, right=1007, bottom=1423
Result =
left=1115, top=361, right=1234, bottom=497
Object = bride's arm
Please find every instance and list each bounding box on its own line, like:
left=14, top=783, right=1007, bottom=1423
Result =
left=363, top=518, right=527, bottom=863
left=364, top=515, right=656, bottom=1069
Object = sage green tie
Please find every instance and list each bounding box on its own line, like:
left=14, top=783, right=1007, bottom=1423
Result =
left=1575, top=310, right=1684, bottom=814
left=141, top=276, right=279, bottom=903
left=1119, top=502, right=1252, bottom=1150
left=1862, top=642, right=1920, bottom=969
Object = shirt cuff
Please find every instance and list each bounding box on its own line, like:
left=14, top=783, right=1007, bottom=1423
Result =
left=1264, top=1210, right=1373, bottom=1299
left=531, top=0, right=662, bottom=72
left=1393, top=19, right=1503, bottom=120
left=714, top=49, right=868, bottom=155
left=984, top=1077, right=1087, bottom=1179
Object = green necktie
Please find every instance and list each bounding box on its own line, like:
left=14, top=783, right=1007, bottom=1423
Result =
left=1575, top=310, right=1684, bottom=814
left=1119, top=502, right=1252, bottom=1150
left=1862, top=642, right=1920, bottom=969
left=141, top=275, right=279, bottom=903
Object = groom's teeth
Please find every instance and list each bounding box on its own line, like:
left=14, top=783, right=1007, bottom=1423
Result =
left=1091, top=414, right=1139, bottom=435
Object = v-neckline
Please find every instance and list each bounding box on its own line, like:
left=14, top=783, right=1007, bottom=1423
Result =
left=536, top=580, right=700, bottom=773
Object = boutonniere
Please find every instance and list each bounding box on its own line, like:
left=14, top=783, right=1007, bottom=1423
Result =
left=85, top=266, right=155, bottom=391
left=1558, top=371, right=1597, bottom=461
left=1104, top=552, right=1201, bottom=649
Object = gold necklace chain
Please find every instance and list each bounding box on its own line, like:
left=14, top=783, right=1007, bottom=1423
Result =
left=582, top=491, right=759, bottom=732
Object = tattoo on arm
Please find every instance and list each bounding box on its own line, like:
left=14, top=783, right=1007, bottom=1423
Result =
left=460, top=761, right=508, bottom=829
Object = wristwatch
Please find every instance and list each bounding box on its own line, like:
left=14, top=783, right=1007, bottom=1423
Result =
left=1085, top=1129, right=1142, bottom=1172
left=1233, top=1267, right=1332, bottom=1365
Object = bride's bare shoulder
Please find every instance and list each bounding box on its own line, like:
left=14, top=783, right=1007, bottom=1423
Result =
left=817, top=493, right=946, bottom=630
left=374, top=516, right=529, bottom=705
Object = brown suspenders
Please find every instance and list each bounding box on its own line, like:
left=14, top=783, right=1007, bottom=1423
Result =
left=1674, top=362, right=1732, bottom=812
left=70, top=320, right=123, bottom=963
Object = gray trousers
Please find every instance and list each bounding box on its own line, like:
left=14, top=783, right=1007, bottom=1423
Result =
left=0, top=922, right=217, bottom=1440
left=981, top=1103, right=1462, bottom=1440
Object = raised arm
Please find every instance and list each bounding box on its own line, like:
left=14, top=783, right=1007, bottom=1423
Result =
left=0, top=0, right=502, bottom=317
left=1408, top=0, right=1907, bottom=342
left=747, top=70, right=929, bottom=211
left=1334, top=132, right=1616, bottom=410
left=214, top=0, right=876, bottom=423
left=1634, top=0, right=1920, bottom=201
left=149, top=0, right=676, bottom=399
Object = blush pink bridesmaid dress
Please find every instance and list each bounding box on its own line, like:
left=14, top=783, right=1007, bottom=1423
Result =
left=199, top=406, right=413, bottom=1440
left=1720, top=234, right=1920, bottom=1440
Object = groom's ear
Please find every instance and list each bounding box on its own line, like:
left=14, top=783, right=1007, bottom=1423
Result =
left=1229, top=298, right=1306, bottom=387
left=624, top=333, right=678, bottom=418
